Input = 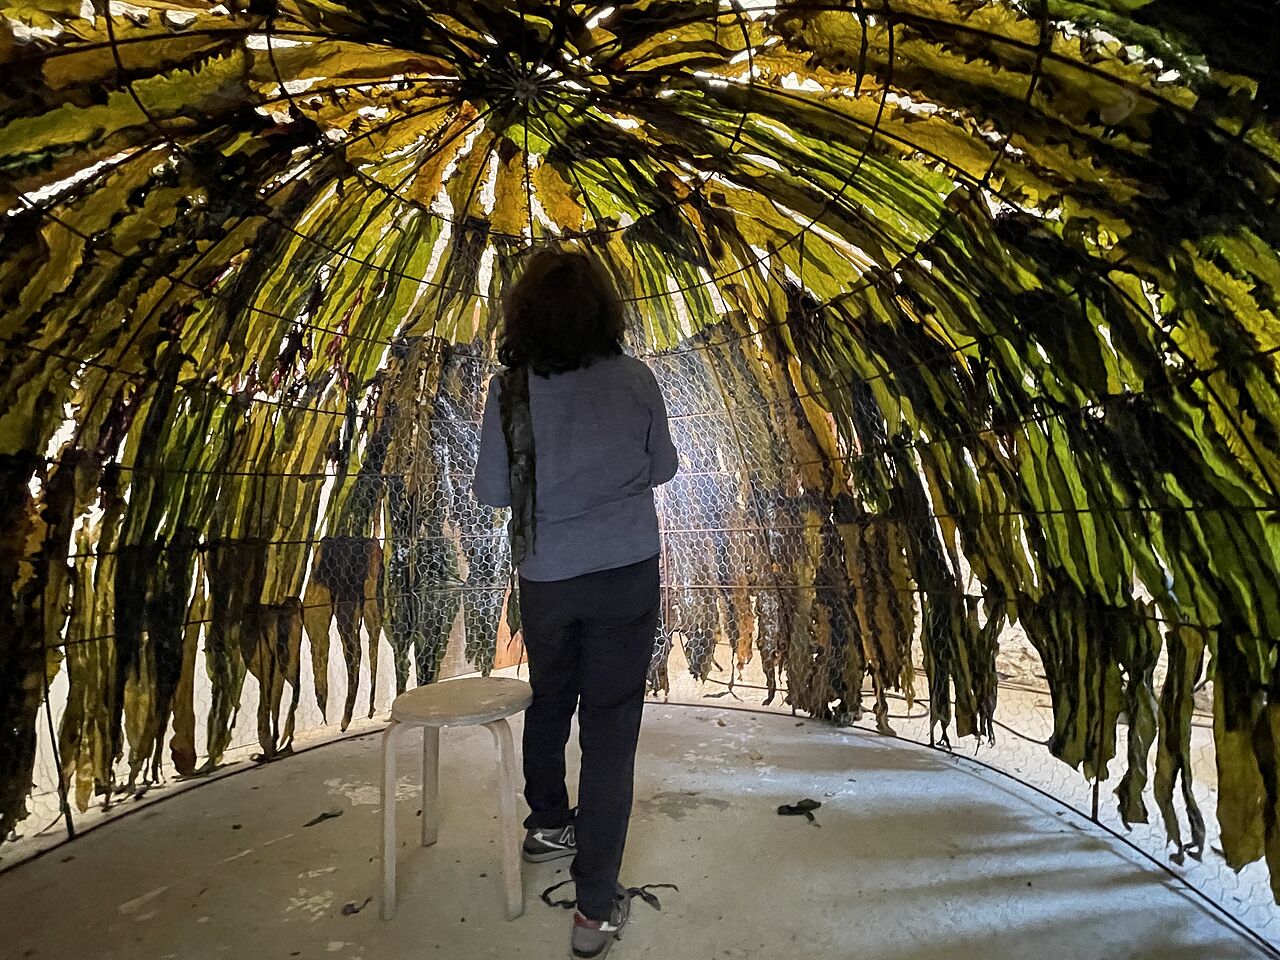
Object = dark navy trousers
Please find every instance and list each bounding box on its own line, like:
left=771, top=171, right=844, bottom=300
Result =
left=518, top=555, right=660, bottom=921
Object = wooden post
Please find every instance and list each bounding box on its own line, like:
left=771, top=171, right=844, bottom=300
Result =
left=422, top=725, right=440, bottom=847
left=381, top=721, right=403, bottom=919
left=487, top=718, right=524, bottom=920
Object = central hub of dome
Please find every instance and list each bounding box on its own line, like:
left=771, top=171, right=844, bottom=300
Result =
left=511, top=75, right=543, bottom=101
left=463, top=57, right=569, bottom=109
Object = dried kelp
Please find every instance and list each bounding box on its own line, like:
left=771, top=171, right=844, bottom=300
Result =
left=1, top=0, right=1279, bottom=902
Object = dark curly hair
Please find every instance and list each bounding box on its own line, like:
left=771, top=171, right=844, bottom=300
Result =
left=497, top=249, right=625, bottom=376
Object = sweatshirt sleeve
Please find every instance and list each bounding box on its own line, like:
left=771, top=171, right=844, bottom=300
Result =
left=642, top=364, right=679, bottom=486
left=472, top=375, right=511, bottom=507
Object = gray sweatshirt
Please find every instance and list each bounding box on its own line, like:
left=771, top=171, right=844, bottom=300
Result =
left=472, top=353, right=679, bottom=582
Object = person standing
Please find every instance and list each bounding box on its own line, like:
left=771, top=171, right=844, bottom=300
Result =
left=473, top=249, right=679, bottom=959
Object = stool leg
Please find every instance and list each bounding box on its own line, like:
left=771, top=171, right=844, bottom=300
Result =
left=486, top=718, right=524, bottom=920
left=380, top=720, right=403, bottom=920
left=422, top=725, right=440, bottom=847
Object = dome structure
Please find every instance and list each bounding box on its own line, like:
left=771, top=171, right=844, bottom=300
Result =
left=1, top=0, right=1279, bottom=927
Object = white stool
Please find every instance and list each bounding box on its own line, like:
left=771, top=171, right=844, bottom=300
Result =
left=380, top=676, right=533, bottom=921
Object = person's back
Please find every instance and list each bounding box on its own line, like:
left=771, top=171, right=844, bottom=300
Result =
left=471, top=248, right=678, bottom=960
left=474, top=352, right=678, bottom=581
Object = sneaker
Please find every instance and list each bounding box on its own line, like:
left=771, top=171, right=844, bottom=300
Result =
left=522, top=822, right=576, bottom=863
left=570, top=894, right=630, bottom=959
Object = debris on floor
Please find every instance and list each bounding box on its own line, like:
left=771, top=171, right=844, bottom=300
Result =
left=340, top=896, right=372, bottom=916
left=303, top=809, right=344, bottom=828
left=777, top=799, right=822, bottom=824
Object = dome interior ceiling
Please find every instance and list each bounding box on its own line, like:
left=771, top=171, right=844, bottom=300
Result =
left=3, top=0, right=1280, bottom=914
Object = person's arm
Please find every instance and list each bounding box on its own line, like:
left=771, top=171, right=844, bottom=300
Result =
left=642, top=366, right=679, bottom=486
left=472, top=375, right=511, bottom=507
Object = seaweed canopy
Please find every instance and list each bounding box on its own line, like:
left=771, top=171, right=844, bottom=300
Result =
left=3, top=0, right=1280, bottom=904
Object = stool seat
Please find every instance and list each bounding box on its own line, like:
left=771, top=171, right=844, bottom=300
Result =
left=390, top=676, right=533, bottom=727
left=380, top=676, right=531, bottom=922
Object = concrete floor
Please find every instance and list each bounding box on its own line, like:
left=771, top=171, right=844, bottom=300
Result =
left=3, top=703, right=1265, bottom=960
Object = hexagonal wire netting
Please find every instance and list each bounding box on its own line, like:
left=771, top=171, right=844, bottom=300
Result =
left=15, top=328, right=1278, bottom=953
left=4, top=1, right=1279, bottom=956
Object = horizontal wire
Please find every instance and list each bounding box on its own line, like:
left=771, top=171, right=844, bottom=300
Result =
left=657, top=501, right=1280, bottom=534
left=37, top=458, right=480, bottom=481
left=55, top=495, right=1278, bottom=562
left=3, top=336, right=492, bottom=422
left=63, top=531, right=509, bottom=560
left=43, top=583, right=509, bottom=652
left=662, top=582, right=1257, bottom=641
left=701, top=646, right=1215, bottom=723
left=33, top=335, right=1280, bottom=494
left=16, top=198, right=463, bottom=352
left=573, top=0, right=1274, bottom=174
left=45, top=574, right=1250, bottom=653
left=660, top=309, right=1277, bottom=425
left=664, top=339, right=1280, bottom=477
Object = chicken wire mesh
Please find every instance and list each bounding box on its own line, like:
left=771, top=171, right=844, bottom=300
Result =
left=9, top=323, right=1279, bottom=955
left=3, top=0, right=1279, bottom=955
left=647, top=334, right=1280, bottom=953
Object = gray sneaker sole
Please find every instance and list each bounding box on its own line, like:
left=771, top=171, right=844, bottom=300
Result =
left=571, top=897, right=629, bottom=959
left=522, top=844, right=576, bottom=864
left=570, top=931, right=618, bottom=959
